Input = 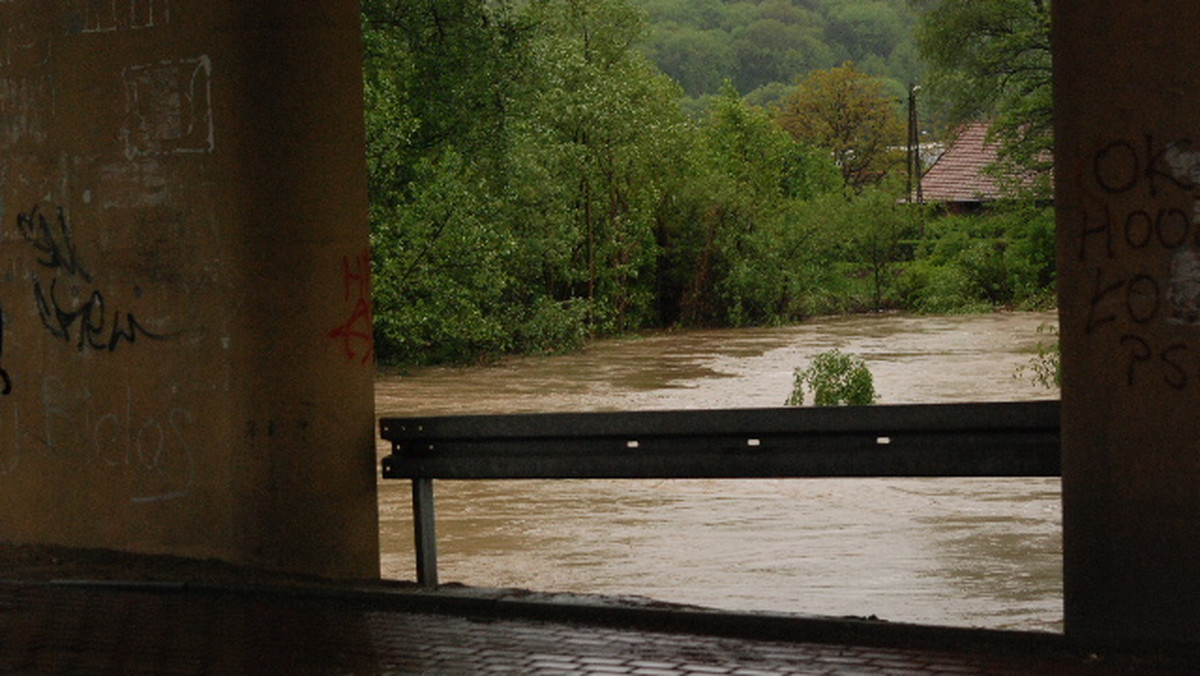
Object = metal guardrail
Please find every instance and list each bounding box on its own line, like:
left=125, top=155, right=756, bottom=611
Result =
left=380, top=401, right=1061, bottom=587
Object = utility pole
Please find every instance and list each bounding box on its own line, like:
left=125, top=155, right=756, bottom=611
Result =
left=906, top=83, right=922, bottom=204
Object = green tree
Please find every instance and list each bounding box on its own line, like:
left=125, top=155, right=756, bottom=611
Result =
left=362, top=0, right=522, bottom=177
left=826, top=1, right=907, bottom=63
left=666, top=83, right=839, bottom=326
left=731, top=19, right=829, bottom=95
left=912, top=0, right=1052, bottom=192
left=776, top=63, right=905, bottom=191
left=634, top=0, right=924, bottom=105
left=364, top=0, right=703, bottom=364
left=364, top=0, right=537, bottom=364
left=640, top=0, right=726, bottom=29
left=643, top=24, right=734, bottom=97
left=787, top=183, right=914, bottom=314
left=369, top=151, right=519, bottom=364
left=838, top=185, right=913, bottom=312
left=362, top=3, right=418, bottom=219
left=513, top=0, right=691, bottom=334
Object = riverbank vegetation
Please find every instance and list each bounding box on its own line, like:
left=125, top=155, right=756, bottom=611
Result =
left=363, top=0, right=1054, bottom=366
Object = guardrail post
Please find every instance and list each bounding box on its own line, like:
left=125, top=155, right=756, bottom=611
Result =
left=412, top=478, right=438, bottom=588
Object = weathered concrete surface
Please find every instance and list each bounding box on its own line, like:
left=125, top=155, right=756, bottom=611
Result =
left=1055, top=2, right=1200, bottom=645
left=0, top=3, right=377, bottom=577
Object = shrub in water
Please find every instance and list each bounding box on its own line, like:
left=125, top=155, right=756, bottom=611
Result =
left=1014, top=323, right=1060, bottom=390
left=786, top=349, right=877, bottom=406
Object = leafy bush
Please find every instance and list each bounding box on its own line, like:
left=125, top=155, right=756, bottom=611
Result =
left=786, top=349, right=878, bottom=406
left=512, top=297, right=590, bottom=355
left=897, top=205, right=1056, bottom=313
left=894, top=259, right=983, bottom=314
left=1014, top=323, right=1060, bottom=390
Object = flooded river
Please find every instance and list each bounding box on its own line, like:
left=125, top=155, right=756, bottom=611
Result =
left=374, top=312, right=1061, bottom=632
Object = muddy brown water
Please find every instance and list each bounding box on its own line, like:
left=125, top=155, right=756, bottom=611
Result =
left=375, top=311, right=1062, bottom=632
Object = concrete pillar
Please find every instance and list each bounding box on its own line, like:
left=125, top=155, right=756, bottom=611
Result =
left=1056, top=3, right=1200, bottom=644
left=0, top=2, right=378, bottom=578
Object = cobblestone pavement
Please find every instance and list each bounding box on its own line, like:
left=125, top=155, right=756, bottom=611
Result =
left=0, top=581, right=1188, bottom=675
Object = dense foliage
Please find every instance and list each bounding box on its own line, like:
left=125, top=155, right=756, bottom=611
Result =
left=364, top=0, right=1056, bottom=367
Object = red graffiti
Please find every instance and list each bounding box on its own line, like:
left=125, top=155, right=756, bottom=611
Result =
left=328, top=249, right=374, bottom=365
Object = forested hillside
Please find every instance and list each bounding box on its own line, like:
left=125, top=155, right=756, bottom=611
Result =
left=635, top=0, right=921, bottom=108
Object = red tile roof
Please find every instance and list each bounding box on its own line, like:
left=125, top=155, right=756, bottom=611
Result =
left=917, top=122, right=1022, bottom=204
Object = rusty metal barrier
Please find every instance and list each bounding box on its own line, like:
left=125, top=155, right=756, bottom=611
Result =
left=380, top=401, right=1061, bottom=587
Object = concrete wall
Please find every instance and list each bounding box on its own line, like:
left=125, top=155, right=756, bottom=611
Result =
left=0, top=2, right=378, bottom=578
left=1056, top=3, right=1200, bottom=644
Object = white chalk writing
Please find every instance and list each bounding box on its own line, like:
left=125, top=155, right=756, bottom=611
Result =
left=121, top=55, right=213, bottom=159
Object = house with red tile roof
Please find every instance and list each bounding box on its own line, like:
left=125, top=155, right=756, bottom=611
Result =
left=915, top=122, right=1037, bottom=210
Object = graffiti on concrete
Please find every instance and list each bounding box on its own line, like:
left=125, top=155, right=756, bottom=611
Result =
left=33, top=378, right=193, bottom=502
left=1079, top=135, right=1200, bottom=389
left=121, top=55, right=213, bottom=159
left=77, top=0, right=170, bottom=34
left=0, top=75, right=52, bottom=147
left=0, top=307, right=12, bottom=397
left=328, top=248, right=374, bottom=365
left=0, top=377, right=197, bottom=503
left=17, top=203, right=91, bottom=281
left=0, top=5, right=53, bottom=148
left=0, top=200, right=191, bottom=500
left=15, top=203, right=176, bottom=353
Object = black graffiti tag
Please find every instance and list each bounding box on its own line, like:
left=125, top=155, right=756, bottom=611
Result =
left=16, top=204, right=91, bottom=281
left=33, top=278, right=173, bottom=352
left=15, top=204, right=176, bottom=353
left=0, top=306, right=12, bottom=396
left=1084, top=137, right=1200, bottom=392
left=1093, top=135, right=1198, bottom=198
